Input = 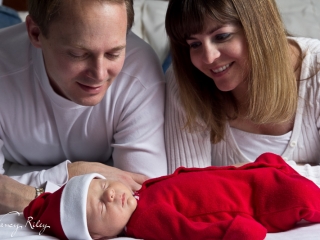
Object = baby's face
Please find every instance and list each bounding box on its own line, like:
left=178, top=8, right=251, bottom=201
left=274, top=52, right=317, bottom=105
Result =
left=86, top=178, right=138, bottom=239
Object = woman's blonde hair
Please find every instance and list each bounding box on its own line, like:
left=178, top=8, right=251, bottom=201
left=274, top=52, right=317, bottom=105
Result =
left=165, top=0, right=298, bottom=143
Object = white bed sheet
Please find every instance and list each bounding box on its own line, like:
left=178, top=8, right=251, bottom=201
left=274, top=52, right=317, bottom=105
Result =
left=0, top=211, right=137, bottom=240
left=0, top=211, right=319, bottom=240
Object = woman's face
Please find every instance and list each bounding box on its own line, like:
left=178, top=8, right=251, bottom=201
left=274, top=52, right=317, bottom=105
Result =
left=186, top=18, right=249, bottom=94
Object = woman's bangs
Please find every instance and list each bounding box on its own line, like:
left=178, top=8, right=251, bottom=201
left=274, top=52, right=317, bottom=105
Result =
left=166, top=1, right=207, bottom=46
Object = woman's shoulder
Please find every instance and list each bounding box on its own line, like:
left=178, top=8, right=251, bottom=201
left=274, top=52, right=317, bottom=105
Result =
left=290, top=37, right=320, bottom=55
left=164, top=65, right=179, bottom=89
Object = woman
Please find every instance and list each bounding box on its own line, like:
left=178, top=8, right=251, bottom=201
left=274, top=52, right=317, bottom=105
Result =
left=165, top=0, right=320, bottom=174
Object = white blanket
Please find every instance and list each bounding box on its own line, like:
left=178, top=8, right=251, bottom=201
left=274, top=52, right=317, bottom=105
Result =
left=0, top=211, right=137, bottom=240
left=0, top=211, right=319, bottom=239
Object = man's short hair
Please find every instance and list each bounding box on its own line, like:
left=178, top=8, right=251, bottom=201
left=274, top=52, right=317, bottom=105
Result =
left=27, top=0, right=134, bottom=37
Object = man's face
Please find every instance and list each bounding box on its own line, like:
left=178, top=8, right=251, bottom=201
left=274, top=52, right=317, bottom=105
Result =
left=38, top=0, right=127, bottom=106
left=87, top=179, right=138, bottom=238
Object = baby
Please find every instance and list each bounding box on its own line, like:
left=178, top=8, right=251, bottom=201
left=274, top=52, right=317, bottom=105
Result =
left=24, top=153, right=320, bottom=240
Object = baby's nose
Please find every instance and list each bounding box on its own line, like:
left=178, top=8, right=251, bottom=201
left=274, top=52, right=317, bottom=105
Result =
left=105, top=188, right=115, bottom=202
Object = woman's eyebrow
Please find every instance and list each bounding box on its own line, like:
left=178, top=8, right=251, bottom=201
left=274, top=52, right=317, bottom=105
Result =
left=186, top=25, right=225, bottom=40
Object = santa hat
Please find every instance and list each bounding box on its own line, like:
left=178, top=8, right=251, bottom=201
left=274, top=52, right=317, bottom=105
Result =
left=23, top=173, right=106, bottom=240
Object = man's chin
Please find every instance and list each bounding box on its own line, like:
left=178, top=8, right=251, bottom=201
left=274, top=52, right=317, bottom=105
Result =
left=72, top=95, right=105, bottom=106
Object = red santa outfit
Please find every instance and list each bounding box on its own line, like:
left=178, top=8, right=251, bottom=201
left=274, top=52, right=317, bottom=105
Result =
left=125, top=153, right=320, bottom=240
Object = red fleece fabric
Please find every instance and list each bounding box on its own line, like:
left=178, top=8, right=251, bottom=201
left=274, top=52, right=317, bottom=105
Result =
left=23, top=186, right=68, bottom=240
left=126, top=153, right=320, bottom=240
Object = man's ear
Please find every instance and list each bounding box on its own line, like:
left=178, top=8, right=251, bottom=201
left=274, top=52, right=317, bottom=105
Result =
left=26, top=15, right=42, bottom=49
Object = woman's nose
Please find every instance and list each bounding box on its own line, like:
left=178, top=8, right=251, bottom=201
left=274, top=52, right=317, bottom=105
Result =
left=202, top=43, right=220, bottom=64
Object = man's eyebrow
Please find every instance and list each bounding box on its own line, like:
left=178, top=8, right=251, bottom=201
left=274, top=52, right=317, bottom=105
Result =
left=186, top=25, right=224, bottom=40
left=71, top=44, right=126, bottom=52
left=109, top=45, right=126, bottom=52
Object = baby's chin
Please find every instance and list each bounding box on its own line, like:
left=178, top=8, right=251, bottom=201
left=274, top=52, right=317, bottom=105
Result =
left=89, top=231, right=119, bottom=240
left=128, top=193, right=139, bottom=210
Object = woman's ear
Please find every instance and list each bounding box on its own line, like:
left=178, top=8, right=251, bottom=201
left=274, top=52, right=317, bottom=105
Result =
left=25, top=15, right=42, bottom=48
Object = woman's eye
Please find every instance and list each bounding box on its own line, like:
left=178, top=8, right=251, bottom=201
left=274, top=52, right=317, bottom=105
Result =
left=215, top=33, right=231, bottom=41
left=188, top=42, right=201, bottom=49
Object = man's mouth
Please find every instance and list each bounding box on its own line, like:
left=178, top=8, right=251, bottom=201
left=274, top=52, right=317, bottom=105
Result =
left=77, top=82, right=103, bottom=93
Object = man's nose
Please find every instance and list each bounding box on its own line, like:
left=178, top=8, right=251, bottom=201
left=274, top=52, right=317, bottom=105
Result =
left=89, top=57, right=108, bottom=81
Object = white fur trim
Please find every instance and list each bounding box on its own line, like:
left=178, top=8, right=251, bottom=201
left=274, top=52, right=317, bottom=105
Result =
left=60, top=173, right=105, bottom=240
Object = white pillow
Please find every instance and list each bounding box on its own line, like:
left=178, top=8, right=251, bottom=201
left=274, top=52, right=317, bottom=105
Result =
left=132, top=0, right=169, bottom=63
left=276, top=0, right=320, bottom=40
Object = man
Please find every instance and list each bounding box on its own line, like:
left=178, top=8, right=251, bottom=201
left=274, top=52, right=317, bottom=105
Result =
left=0, top=0, right=167, bottom=214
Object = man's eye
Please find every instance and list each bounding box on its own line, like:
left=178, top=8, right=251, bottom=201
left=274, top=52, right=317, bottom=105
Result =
left=215, top=33, right=231, bottom=41
left=106, top=53, right=120, bottom=60
left=69, top=52, right=87, bottom=59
